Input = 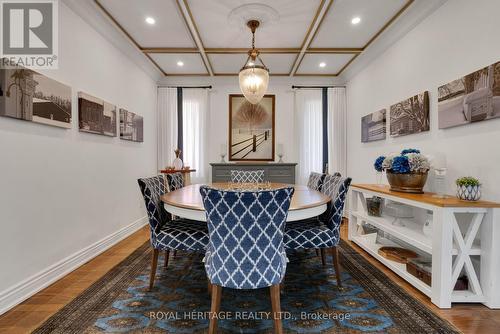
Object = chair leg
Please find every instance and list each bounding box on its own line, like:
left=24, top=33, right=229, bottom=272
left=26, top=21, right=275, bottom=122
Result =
left=331, top=246, right=342, bottom=288
left=149, top=249, right=159, bottom=291
left=269, top=284, right=283, bottom=334
left=173, top=250, right=177, bottom=258
left=207, top=280, right=212, bottom=296
left=320, top=248, right=326, bottom=266
left=315, top=249, right=320, bottom=256
left=209, top=284, right=222, bottom=334
left=164, top=250, right=170, bottom=268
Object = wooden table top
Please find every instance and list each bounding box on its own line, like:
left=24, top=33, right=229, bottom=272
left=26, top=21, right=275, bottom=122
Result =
left=160, top=169, right=196, bottom=174
left=161, top=183, right=331, bottom=212
left=352, top=184, right=500, bottom=208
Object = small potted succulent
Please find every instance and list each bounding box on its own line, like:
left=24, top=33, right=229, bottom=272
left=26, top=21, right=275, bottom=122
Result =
left=456, top=177, right=481, bottom=201
left=374, top=149, right=431, bottom=193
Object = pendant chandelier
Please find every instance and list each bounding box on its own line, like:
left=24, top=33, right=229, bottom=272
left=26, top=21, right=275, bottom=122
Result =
left=238, top=20, right=269, bottom=105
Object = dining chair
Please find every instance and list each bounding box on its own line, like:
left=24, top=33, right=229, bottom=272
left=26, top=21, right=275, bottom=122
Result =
left=230, top=170, right=265, bottom=183
left=166, top=172, right=184, bottom=192
left=199, top=185, right=294, bottom=334
left=138, top=175, right=208, bottom=290
left=307, top=172, right=326, bottom=191
left=284, top=174, right=352, bottom=287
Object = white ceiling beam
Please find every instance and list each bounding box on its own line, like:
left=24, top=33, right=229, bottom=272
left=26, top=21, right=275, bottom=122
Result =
left=176, top=0, right=214, bottom=76
left=289, top=0, right=333, bottom=76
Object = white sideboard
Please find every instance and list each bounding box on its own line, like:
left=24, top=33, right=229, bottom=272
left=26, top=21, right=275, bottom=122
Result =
left=349, top=184, right=500, bottom=309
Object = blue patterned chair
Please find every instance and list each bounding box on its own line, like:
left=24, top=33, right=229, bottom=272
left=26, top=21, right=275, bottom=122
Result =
left=138, top=175, right=208, bottom=290
left=166, top=172, right=184, bottom=192
left=307, top=172, right=326, bottom=190
left=230, top=170, right=265, bottom=183
left=285, top=174, right=351, bottom=287
left=200, top=186, right=294, bottom=334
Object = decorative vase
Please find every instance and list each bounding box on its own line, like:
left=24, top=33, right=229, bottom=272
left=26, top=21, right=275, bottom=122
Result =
left=457, top=185, right=481, bottom=201
left=172, top=149, right=183, bottom=170
left=386, top=171, right=428, bottom=194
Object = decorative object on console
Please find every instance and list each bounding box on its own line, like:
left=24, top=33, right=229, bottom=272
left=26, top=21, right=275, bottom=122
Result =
left=375, top=149, right=430, bottom=193
left=229, top=94, right=275, bottom=161
left=378, top=246, right=418, bottom=264
left=361, top=109, right=386, bottom=142
left=366, top=197, right=383, bottom=217
left=277, top=143, right=284, bottom=163
left=172, top=149, right=183, bottom=170
left=220, top=144, right=227, bottom=163
left=384, top=200, right=414, bottom=227
left=119, top=109, right=143, bottom=142
left=78, top=92, right=117, bottom=136
left=238, top=20, right=269, bottom=105
left=407, top=258, right=469, bottom=290
left=422, top=210, right=433, bottom=237
left=431, top=152, right=447, bottom=198
left=390, top=91, right=430, bottom=137
left=456, top=176, right=481, bottom=201
left=1, top=60, right=72, bottom=129
left=438, top=60, right=500, bottom=129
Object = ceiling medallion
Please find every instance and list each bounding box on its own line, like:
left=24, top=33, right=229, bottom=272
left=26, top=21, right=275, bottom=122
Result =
left=238, top=19, right=269, bottom=105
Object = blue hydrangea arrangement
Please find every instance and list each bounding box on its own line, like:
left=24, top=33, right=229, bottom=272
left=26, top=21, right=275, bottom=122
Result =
left=374, top=148, right=430, bottom=174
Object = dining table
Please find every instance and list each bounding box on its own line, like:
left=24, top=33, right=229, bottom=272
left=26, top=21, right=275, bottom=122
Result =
left=161, top=182, right=331, bottom=222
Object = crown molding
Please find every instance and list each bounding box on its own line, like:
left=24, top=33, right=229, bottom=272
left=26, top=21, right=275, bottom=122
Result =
left=62, top=0, right=163, bottom=81
left=339, top=0, right=448, bottom=83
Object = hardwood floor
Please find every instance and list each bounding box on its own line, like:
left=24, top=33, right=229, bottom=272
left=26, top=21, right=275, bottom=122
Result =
left=0, top=222, right=499, bottom=333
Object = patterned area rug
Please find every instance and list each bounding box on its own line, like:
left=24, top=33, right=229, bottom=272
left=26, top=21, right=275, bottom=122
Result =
left=34, top=241, right=459, bottom=333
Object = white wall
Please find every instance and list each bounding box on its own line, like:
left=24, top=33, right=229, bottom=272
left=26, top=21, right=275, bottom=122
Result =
left=159, top=76, right=340, bottom=180
left=0, top=2, right=157, bottom=311
left=346, top=0, right=500, bottom=202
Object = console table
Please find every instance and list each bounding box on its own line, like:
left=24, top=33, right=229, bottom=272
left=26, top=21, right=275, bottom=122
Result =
left=349, top=184, right=500, bottom=309
left=210, top=163, right=297, bottom=183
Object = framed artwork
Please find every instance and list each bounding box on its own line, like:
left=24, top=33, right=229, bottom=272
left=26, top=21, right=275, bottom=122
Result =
left=361, top=109, right=386, bottom=142
left=438, top=60, right=500, bottom=129
left=120, top=108, right=143, bottom=142
left=390, top=91, right=430, bottom=137
left=0, top=61, right=72, bottom=128
left=229, top=94, right=275, bottom=161
left=78, top=92, right=117, bottom=137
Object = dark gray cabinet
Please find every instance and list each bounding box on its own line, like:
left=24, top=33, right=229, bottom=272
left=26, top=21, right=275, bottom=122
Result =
left=210, top=163, right=297, bottom=184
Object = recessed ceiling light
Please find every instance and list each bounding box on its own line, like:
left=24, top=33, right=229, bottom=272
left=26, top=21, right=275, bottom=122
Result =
left=351, top=16, right=361, bottom=25
left=177, top=61, right=184, bottom=67
left=319, top=62, right=326, bottom=68
left=145, top=17, right=155, bottom=25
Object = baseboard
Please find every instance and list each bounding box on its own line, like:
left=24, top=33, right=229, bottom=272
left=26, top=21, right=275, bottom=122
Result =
left=0, top=216, right=148, bottom=316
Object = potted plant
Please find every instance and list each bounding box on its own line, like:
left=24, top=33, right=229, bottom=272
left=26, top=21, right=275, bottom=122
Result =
left=374, top=149, right=430, bottom=193
left=456, top=177, right=481, bottom=201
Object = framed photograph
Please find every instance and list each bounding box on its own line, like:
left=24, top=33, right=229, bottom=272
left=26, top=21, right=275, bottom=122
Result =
left=229, top=94, right=275, bottom=161
left=438, top=61, right=500, bottom=129
left=390, top=91, right=430, bottom=137
left=361, top=109, right=386, bottom=142
left=120, top=108, right=143, bottom=142
left=78, top=92, right=117, bottom=137
left=0, top=61, right=72, bottom=128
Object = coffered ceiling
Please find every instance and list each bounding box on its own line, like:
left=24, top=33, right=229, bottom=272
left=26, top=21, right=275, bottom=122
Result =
left=95, top=0, right=414, bottom=77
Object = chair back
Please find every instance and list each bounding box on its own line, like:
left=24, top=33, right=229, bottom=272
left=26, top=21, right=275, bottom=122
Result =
left=200, top=186, right=294, bottom=289
left=320, top=174, right=352, bottom=234
left=166, top=172, right=184, bottom=191
left=138, top=176, right=171, bottom=237
left=307, top=172, right=326, bottom=190
left=230, top=170, right=265, bottom=183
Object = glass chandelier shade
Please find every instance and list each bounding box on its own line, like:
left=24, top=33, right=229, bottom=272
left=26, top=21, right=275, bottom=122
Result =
left=239, top=20, right=269, bottom=105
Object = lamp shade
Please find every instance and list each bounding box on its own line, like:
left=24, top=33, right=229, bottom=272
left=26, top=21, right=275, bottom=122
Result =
left=238, top=66, right=269, bottom=104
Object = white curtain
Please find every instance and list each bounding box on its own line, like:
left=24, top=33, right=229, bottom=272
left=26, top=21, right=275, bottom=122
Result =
left=327, top=87, right=347, bottom=176
left=295, top=89, right=323, bottom=185
left=182, top=88, right=208, bottom=183
left=157, top=87, right=178, bottom=171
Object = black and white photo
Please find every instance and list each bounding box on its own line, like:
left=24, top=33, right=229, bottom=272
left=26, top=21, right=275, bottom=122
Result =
left=78, top=92, right=117, bottom=137
left=361, top=109, right=386, bottom=142
left=120, top=108, right=143, bottom=142
left=438, top=61, right=500, bottom=129
left=390, top=92, right=430, bottom=137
